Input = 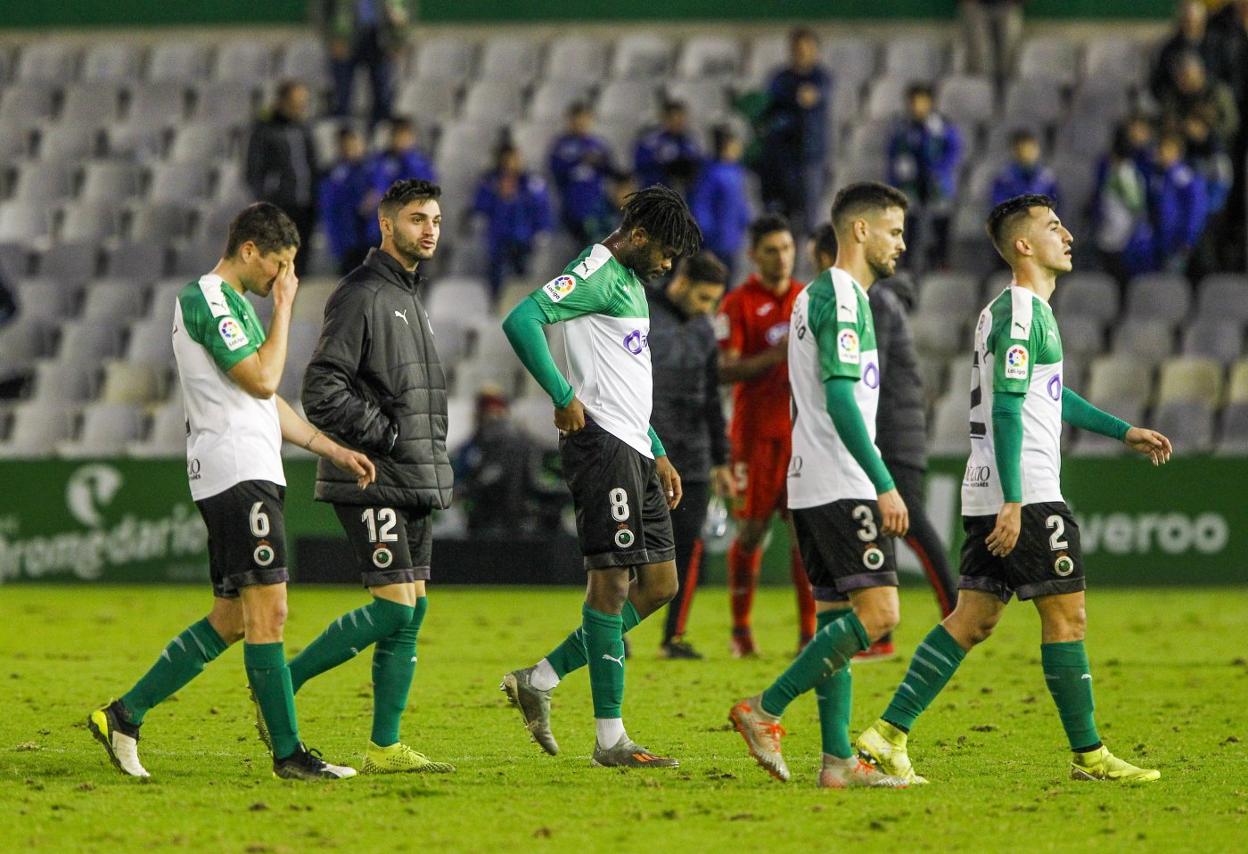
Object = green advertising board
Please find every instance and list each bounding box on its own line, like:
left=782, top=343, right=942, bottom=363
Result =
left=0, top=457, right=1242, bottom=587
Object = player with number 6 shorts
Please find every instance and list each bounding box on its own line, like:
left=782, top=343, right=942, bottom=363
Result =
left=89, top=203, right=374, bottom=781
left=730, top=182, right=914, bottom=789
left=856, top=194, right=1173, bottom=785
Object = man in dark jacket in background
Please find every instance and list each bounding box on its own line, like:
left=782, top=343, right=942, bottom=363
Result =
left=293, top=179, right=456, bottom=774
left=648, top=251, right=735, bottom=659
left=245, top=80, right=318, bottom=274
left=811, top=224, right=956, bottom=661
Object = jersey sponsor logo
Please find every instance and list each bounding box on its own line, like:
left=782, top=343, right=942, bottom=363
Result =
left=622, top=329, right=648, bottom=355
left=1004, top=344, right=1028, bottom=379
left=713, top=313, right=730, bottom=341
left=218, top=316, right=249, bottom=351
left=765, top=321, right=788, bottom=346
left=863, top=361, right=879, bottom=389
left=963, top=463, right=991, bottom=488
left=1047, top=373, right=1062, bottom=400
left=253, top=540, right=276, bottom=567
left=188, top=459, right=201, bottom=482
left=542, top=274, right=577, bottom=302
left=837, top=329, right=860, bottom=364
left=1053, top=553, right=1075, bottom=577
left=755, top=302, right=775, bottom=317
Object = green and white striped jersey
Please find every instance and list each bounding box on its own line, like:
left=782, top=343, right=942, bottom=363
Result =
left=172, top=274, right=283, bottom=501
left=787, top=267, right=882, bottom=508
left=962, top=285, right=1064, bottom=515
left=530, top=244, right=654, bottom=457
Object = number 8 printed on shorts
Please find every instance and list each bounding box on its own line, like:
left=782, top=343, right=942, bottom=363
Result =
left=609, top=487, right=630, bottom=521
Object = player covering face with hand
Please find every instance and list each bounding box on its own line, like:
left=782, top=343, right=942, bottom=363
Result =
left=499, top=185, right=702, bottom=768
left=856, top=194, right=1173, bottom=785
left=89, top=203, right=375, bottom=781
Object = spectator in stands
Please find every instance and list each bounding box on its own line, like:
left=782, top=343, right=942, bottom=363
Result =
left=758, top=27, right=831, bottom=236
left=633, top=99, right=703, bottom=195
left=1209, top=0, right=1248, bottom=270
left=1183, top=113, right=1235, bottom=274
left=548, top=102, right=622, bottom=244
left=451, top=386, right=564, bottom=537
left=1150, top=0, right=1222, bottom=102
left=990, top=128, right=1060, bottom=210
left=471, top=142, right=553, bottom=300
left=244, top=80, right=319, bottom=274
left=887, top=83, right=963, bottom=270
left=1159, top=52, right=1240, bottom=148
left=960, top=0, right=1024, bottom=83
left=690, top=125, right=752, bottom=284
left=313, top=0, right=412, bottom=125
left=319, top=126, right=373, bottom=274
left=364, top=117, right=436, bottom=243
left=1093, top=123, right=1152, bottom=281
left=1146, top=130, right=1210, bottom=274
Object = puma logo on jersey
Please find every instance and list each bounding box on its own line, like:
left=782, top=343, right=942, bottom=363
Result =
left=601, top=653, right=625, bottom=668
left=394, top=309, right=409, bottom=325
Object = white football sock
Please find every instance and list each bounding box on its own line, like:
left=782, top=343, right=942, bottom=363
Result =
left=530, top=658, right=560, bottom=691
left=595, top=718, right=626, bottom=749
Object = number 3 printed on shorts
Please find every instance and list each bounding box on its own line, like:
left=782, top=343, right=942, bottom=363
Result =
left=1045, top=514, right=1069, bottom=551
left=362, top=507, right=399, bottom=543
left=609, top=488, right=630, bottom=522
left=852, top=504, right=878, bottom=542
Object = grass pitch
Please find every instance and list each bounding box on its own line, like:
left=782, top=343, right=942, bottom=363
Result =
left=2, top=584, right=1246, bottom=852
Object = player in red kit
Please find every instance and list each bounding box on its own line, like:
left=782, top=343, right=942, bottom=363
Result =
left=716, top=215, right=816, bottom=656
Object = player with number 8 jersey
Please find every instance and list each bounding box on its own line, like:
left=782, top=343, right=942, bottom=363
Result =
left=857, top=194, right=1174, bottom=786
left=89, top=203, right=374, bottom=782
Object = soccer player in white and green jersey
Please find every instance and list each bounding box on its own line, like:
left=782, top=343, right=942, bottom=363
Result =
left=499, top=186, right=702, bottom=767
left=729, top=182, right=912, bottom=788
left=857, top=194, right=1174, bottom=784
left=89, top=203, right=375, bottom=781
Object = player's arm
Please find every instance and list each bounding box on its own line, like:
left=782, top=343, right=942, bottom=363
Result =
left=647, top=425, right=683, bottom=509
left=301, top=285, right=398, bottom=454
left=225, top=261, right=297, bottom=399
left=985, top=317, right=1033, bottom=557
left=274, top=395, right=376, bottom=489
left=1062, top=387, right=1172, bottom=465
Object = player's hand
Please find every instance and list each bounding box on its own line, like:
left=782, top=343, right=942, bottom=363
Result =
left=986, top=502, right=1022, bottom=557
left=711, top=464, right=737, bottom=499
left=1123, top=426, right=1173, bottom=466
left=554, top=397, right=586, bottom=433
left=330, top=445, right=376, bottom=489
left=271, top=260, right=299, bottom=310
left=656, top=455, right=683, bottom=509
left=877, top=488, right=909, bottom=537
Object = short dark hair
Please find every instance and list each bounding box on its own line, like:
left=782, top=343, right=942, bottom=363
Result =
left=661, top=98, right=687, bottom=115
left=812, top=221, right=838, bottom=260
left=789, top=26, right=818, bottom=46
left=906, top=82, right=934, bottom=100
left=566, top=101, right=591, bottom=118
left=711, top=123, right=738, bottom=157
left=619, top=184, right=702, bottom=257
left=275, top=79, right=305, bottom=101
left=389, top=116, right=415, bottom=135
left=1010, top=127, right=1038, bottom=146
left=749, top=214, right=791, bottom=248
left=224, top=202, right=300, bottom=258
left=678, top=250, right=728, bottom=286
left=986, top=193, right=1055, bottom=255
left=830, top=182, right=909, bottom=234
left=379, top=179, right=442, bottom=218
left=337, top=124, right=362, bottom=143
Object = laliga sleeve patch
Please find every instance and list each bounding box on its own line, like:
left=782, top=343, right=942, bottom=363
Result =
left=837, top=328, right=860, bottom=365
left=1004, top=344, right=1029, bottom=380
left=218, top=316, right=249, bottom=351
left=542, top=274, right=578, bottom=303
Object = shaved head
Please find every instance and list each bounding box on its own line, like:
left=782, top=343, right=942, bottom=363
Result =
left=986, top=193, right=1055, bottom=260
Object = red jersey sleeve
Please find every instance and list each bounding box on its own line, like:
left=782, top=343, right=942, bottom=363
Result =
left=714, top=290, right=745, bottom=355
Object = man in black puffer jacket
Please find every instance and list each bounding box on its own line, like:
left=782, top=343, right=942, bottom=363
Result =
left=812, top=224, right=956, bottom=661
left=290, top=179, right=456, bottom=775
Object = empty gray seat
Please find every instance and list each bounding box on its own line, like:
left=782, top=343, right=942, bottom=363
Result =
left=146, top=162, right=213, bottom=204
left=546, top=35, right=608, bottom=82
left=11, top=278, right=75, bottom=323
left=479, top=36, right=542, bottom=82
left=148, top=43, right=211, bottom=83
left=102, top=240, right=169, bottom=280
left=918, top=272, right=981, bottom=315
left=278, top=36, right=330, bottom=89
left=1054, top=272, right=1119, bottom=323
left=56, top=319, right=121, bottom=364
left=1070, top=85, right=1130, bottom=125
left=1182, top=318, right=1243, bottom=363
left=58, top=82, right=123, bottom=125
left=611, top=34, right=673, bottom=80
left=1086, top=354, right=1153, bottom=408
left=665, top=79, right=729, bottom=124
left=0, top=317, right=56, bottom=374
left=170, top=236, right=221, bottom=276
left=17, top=41, right=79, bottom=84
left=1126, top=273, right=1193, bottom=321
left=0, top=401, right=76, bottom=458
left=394, top=77, right=460, bottom=121
left=1002, top=76, right=1066, bottom=127
left=80, top=280, right=146, bottom=322
left=126, top=317, right=175, bottom=365
left=1216, top=402, right=1248, bottom=455
left=126, top=201, right=193, bottom=242
left=0, top=123, right=34, bottom=161
left=865, top=76, right=911, bottom=121
left=29, top=358, right=95, bottom=402
left=844, top=117, right=894, bottom=163
left=0, top=82, right=57, bottom=124
left=58, top=402, right=146, bottom=458
left=0, top=203, right=51, bottom=245
left=1017, top=36, right=1079, bottom=86
left=79, top=162, right=144, bottom=203
left=461, top=78, right=527, bottom=124
left=1059, top=315, right=1104, bottom=360
left=929, top=391, right=971, bottom=456
left=35, top=242, right=99, bottom=282
left=167, top=121, right=234, bottom=163
left=677, top=35, right=741, bottom=80
left=81, top=43, right=143, bottom=82
left=1196, top=274, right=1248, bottom=322
left=124, top=81, right=189, bottom=130
left=213, top=40, right=272, bottom=83
left=937, top=75, right=994, bottom=128
left=597, top=80, right=659, bottom=122
left=127, top=399, right=186, bottom=458
left=509, top=121, right=558, bottom=169
left=911, top=313, right=968, bottom=358
left=191, top=82, right=259, bottom=127
left=528, top=79, right=592, bottom=122
left=1054, top=115, right=1115, bottom=162
left=1152, top=400, right=1215, bottom=454
left=1083, top=37, right=1142, bottom=84
left=746, top=34, right=788, bottom=87
left=414, top=37, right=476, bottom=83
left=1112, top=318, right=1174, bottom=364
left=10, top=160, right=74, bottom=202
left=36, top=121, right=102, bottom=162
left=882, top=36, right=944, bottom=82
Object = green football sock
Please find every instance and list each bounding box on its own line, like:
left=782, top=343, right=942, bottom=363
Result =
left=1041, top=640, right=1101, bottom=752
left=288, top=597, right=415, bottom=693
left=371, top=596, right=426, bottom=747
left=244, top=642, right=300, bottom=760
left=120, top=618, right=228, bottom=725
left=813, top=609, right=854, bottom=759
left=545, top=601, right=640, bottom=679
left=882, top=624, right=967, bottom=732
left=582, top=605, right=625, bottom=719
left=760, top=611, right=869, bottom=718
